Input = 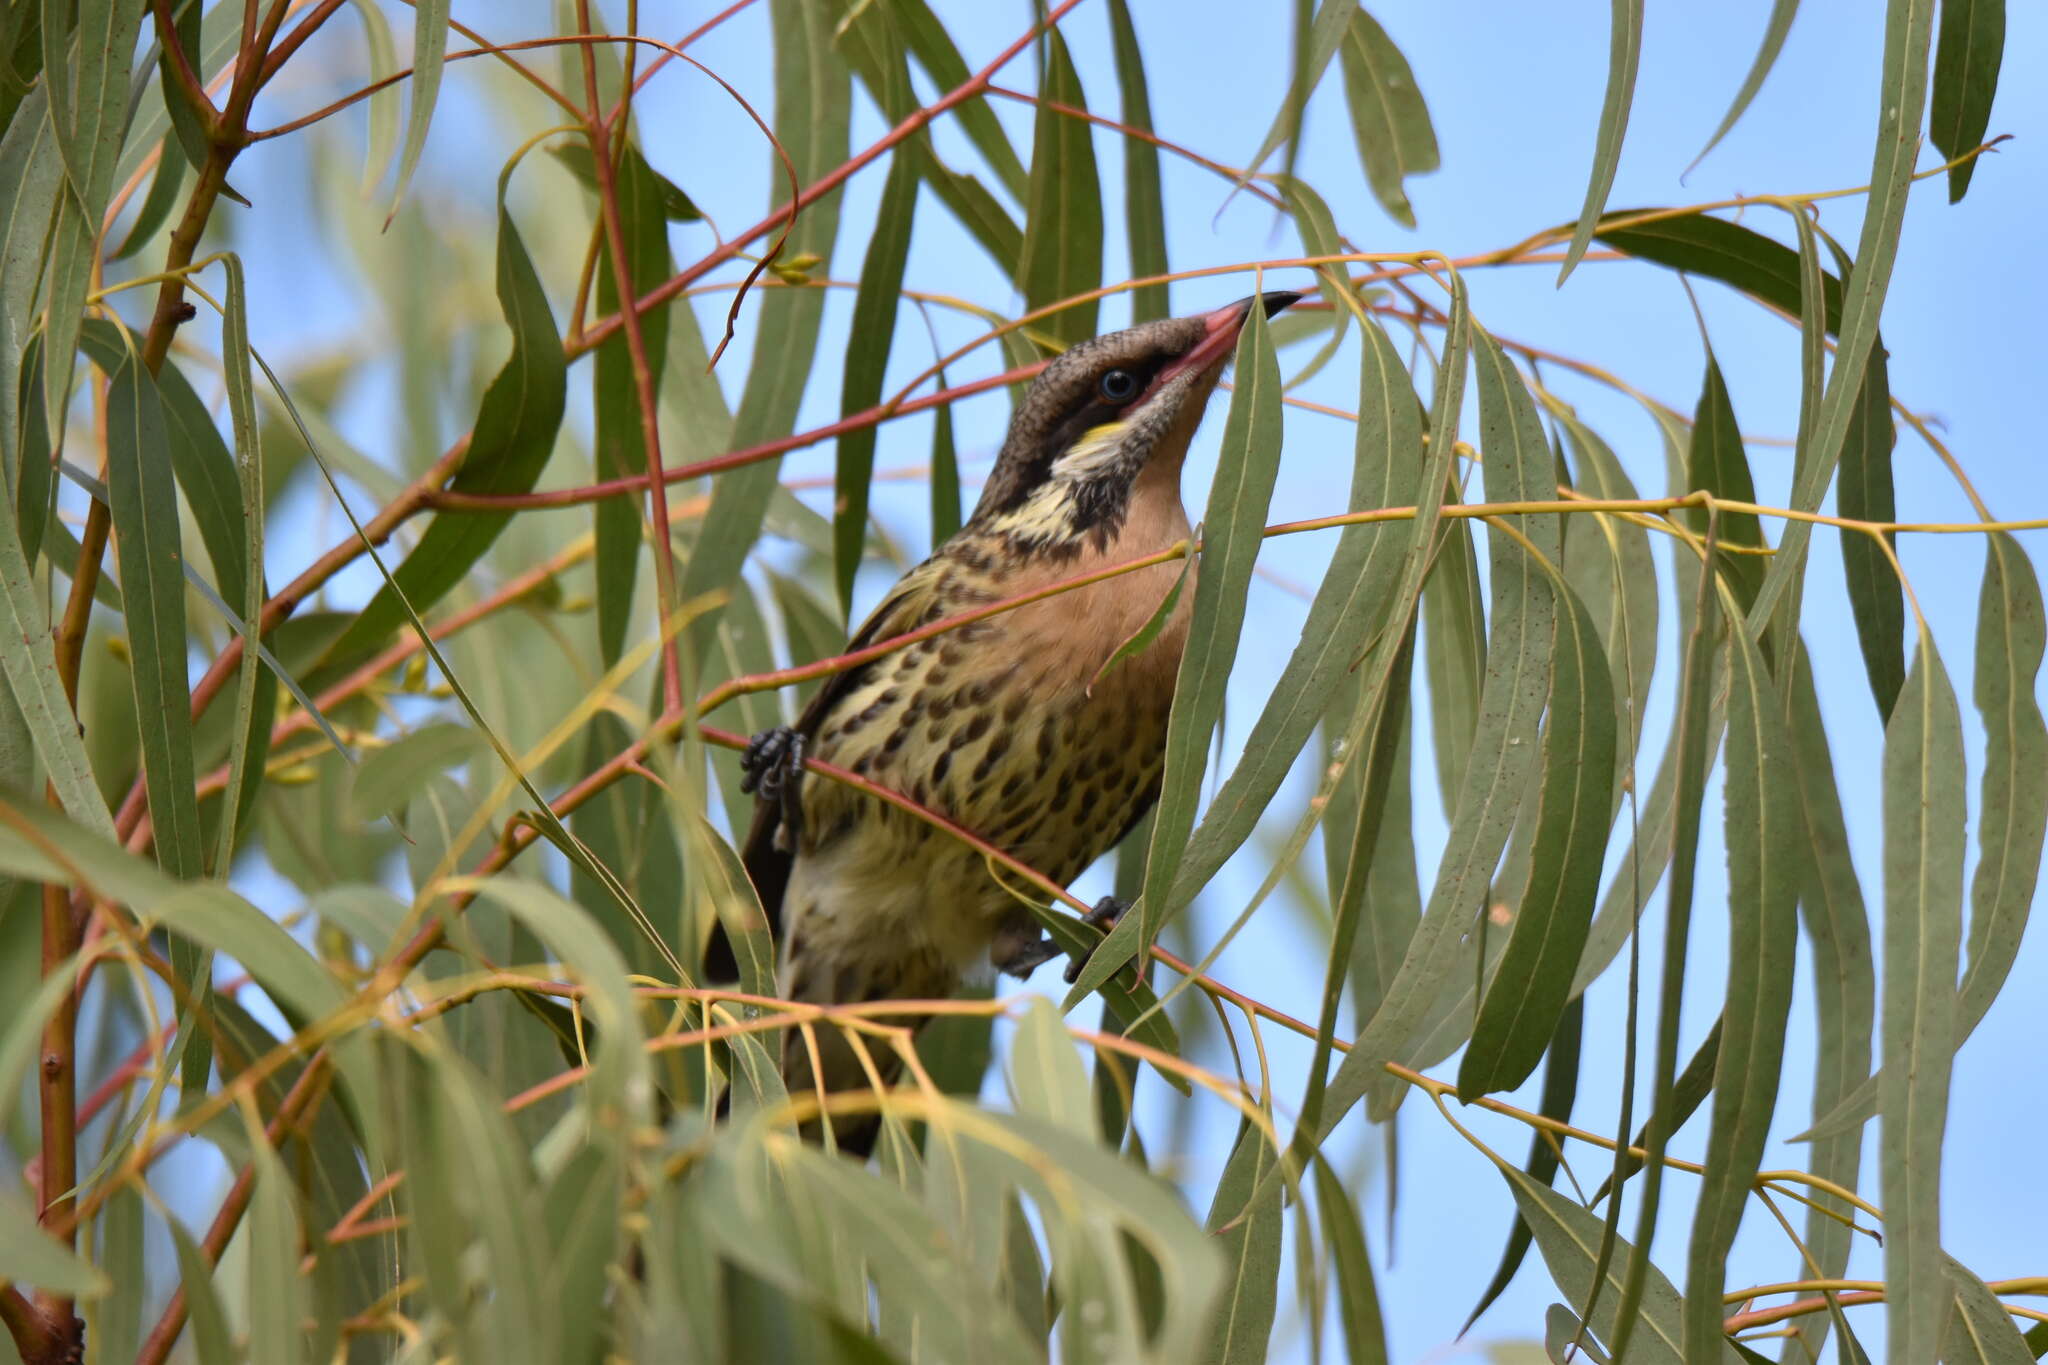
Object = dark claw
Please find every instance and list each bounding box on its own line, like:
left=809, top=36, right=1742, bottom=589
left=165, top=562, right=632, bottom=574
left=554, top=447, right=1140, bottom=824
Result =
left=1063, top=895, right=1130, bottom=985
left=740, top=726, right=806, bottom=838
left=995, top=935, right=1062, bottom=979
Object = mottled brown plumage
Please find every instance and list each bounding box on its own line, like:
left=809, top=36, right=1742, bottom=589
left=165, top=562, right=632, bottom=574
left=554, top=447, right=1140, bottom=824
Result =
left=733, top=292, right=1299, bottom=1152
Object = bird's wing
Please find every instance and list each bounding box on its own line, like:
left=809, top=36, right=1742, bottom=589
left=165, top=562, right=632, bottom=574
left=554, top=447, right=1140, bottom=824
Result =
left=720, top=560, right=948, bottom=971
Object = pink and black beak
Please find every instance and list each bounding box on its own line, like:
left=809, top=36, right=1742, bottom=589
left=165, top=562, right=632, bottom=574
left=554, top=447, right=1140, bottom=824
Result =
left=1155, top=289, right=1304, bottom=389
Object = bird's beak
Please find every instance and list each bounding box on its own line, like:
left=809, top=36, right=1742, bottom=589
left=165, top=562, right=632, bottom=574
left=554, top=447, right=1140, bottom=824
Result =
left=1155, top=289, right=1304, bottom=389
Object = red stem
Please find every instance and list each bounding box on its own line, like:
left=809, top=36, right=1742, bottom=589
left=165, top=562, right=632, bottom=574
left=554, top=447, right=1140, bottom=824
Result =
left=575, top=0, right=684, bottom=712
left=575, top=0, right=1089, bottom=357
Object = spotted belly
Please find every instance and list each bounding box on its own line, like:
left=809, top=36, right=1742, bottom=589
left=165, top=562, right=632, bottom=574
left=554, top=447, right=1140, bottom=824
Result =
left=790, top=625, right=1173, bottom=975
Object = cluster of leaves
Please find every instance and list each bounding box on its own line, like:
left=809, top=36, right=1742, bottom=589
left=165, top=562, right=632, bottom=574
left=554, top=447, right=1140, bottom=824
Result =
left=0, top=1, right=2037, bottom=1364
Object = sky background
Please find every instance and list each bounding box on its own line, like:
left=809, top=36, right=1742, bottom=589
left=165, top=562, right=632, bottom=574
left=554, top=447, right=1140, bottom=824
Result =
left=188, top=1, right=2048, bottom=1359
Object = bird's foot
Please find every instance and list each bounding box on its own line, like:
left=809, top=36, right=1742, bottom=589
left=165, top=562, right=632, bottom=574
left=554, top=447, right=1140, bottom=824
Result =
left=990, top=897, right=1131, bottom=982
left=992, top=929, right=1063, bottom=979
left=740, top=725, right=806, bottom=838
left=1063, top=895, right=1130, bottom=985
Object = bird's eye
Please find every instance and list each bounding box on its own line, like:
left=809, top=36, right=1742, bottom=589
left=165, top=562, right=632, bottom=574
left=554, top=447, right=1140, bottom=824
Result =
left=1098, top=368, right=1139, bottom=403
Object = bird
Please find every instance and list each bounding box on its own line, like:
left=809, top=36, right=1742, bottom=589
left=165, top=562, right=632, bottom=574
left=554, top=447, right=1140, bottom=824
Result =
left=726, top=290, right=1301, bottom=1153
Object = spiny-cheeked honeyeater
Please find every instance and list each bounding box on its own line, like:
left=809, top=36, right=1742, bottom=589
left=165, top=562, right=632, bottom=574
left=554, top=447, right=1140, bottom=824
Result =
left=725, top=291, right=1300, bottom=1153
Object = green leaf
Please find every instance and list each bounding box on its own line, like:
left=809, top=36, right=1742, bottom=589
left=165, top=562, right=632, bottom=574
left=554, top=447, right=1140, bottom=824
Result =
left=152, top=0, right=210, bottom=175
left=325, top=194, right=567, bottom=665
left=1106, top=0, right=1168, bottom=320
left=384, top=0, right=448, bottom=220
left=1, top=89, right=64, bottom=527
left=1929, top=0, right=2004, bottom=202
left=1682, top=603, right=1799, bottom=1361
left=347, top=721, right=490, bottom=821
left=885, top=0, right=1028, bottom=198
left=1422, top=492, right=1487, bottom=812
left=1315, top=321, right=1558, bottom=1135
left=1609, top=531, right=1722, bottom=1364
left=543, top=1146, right=622, bottom=1365
left=213, top=252, right=267, bottom=871
left=167, top=1215, right=234, bottom=1365
left=1016, top=28, right=1101, bottom=349
left=104, top=349, right=204, bottom=880
left=1881, top=629, right=1966, bottom=1365
left=832, top=146, right=917, bottom=615
left=929, top=367, right=962, bottom=542
left=1685, top=350, right=1766, bottom=610
left=348, top=0, right=400, bottom=194
left=76, top=321, right=246, bottom=608
left=680, top=811, right=776, bottom=1000
left=1544, top=1304, right=1612, bottom=1363
left=1463, top=1000, right=1584, bottom=1333
left=406, top=1048, right=553, bottom=1364
left=1313, top=1155, right=1389, bottom=1364
left=1596, top=211, right=1843, bottom=331
left=1942, top=1256, right=2033, bottom=1364
left=1335, top=6, right=1439, bottom=229
left=0, top=1186, right=109, bottom=1297
left=719, top=1137, right=1042, bottom=1365
left=1781, top=642, right=1876, bottom=1365
left=108, top=131, right=185, bottom=260
left=1554, top=413, right=1657, bottom=770
left=1088, top=536, right=1193, bottom=696
left=1201, top=1122, right=1283, bottom=1364
left=1557, top=0, right=1642, bottom=281
left=154, top=883, right=348, bottom=1027
left=591, top=140, right=676, bottom=667
left=454, top=877, right=650, bottom=1119
left=676, top=0, right=848, bottom=648
left=1838, top=349, right=1905, bottom=720
left=1243, top=0, right=1350, bottom=188
left=1121, top=297, right=1282, bottom=977
left=1746, top=0, right=1935, bottom=636
left=1460, top=580, right=1615, bottom=1099
left=1273, top=175, right=1353, bottom=349
left=1495, top=1158, right=1743, bottom=1364
left=248, top=1134, right=309, bottom=1365
left=1010, top=995, right=1094, bottom=1138
left=91, top=1183, right=141, bottom=1359
left=1028, top=901, right=1184, bottom=1082
left=39, top=0, right=144, bottom=442
left=550, top=141, right=699, bottom=220
left=1960, top=535, right=2046, bottom=1040
left=1689, top=0, right=1800, bottom=170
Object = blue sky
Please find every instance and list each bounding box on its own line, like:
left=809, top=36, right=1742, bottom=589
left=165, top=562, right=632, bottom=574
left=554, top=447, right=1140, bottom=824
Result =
left=206, top=1, right=2046, bottom=1358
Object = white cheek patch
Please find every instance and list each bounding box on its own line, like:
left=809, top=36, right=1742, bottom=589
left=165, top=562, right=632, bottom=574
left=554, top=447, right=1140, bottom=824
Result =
left=1049, top=421, right=1130, bottom=480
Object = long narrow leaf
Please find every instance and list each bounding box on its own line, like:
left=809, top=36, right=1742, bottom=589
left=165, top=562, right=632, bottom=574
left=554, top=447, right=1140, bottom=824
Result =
left=1336, top=6, right=1438, bottom=228
left=1557, top=0, right=1643, bottom=281
left=1929, top=0, right=2005, bottom=202
left=831, top=146, right=917, bottom=614
left=105, top=351, right=202, bottom=878
left=677, top=0, right=849, bottom=646
left=1124, top=300, right=1282, bottom=969
left=1745, top=0, right=1935, bottom=634
left=591, top=141, right=675, bottom=666
left=1106, top=0, right=1168, bottom=322
left=1315, top=321, right=1557, bottom=1134
left=1683, top=595, right=1799, bottom=1360
left=324, top=192, right=566, bottom=665
left=1016, top=28, right=1102, bottom=349
left=383, top=0, right=448, bottom=220
left=1880, top=629, right=1966, bottom=1365
left=1689, top=0, right=1800, bottom=169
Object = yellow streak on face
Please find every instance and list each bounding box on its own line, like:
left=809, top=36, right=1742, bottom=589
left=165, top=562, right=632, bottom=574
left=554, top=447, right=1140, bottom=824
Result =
left=1049, top=420, right=1133, bottom=480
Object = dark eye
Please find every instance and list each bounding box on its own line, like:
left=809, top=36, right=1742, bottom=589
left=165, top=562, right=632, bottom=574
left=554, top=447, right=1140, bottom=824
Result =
left=1098, top=368, right=1139, bottom=403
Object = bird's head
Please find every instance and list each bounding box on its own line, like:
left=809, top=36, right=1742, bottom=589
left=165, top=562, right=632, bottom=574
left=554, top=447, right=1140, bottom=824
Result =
left=970, top=290, right=1301, bottom=552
